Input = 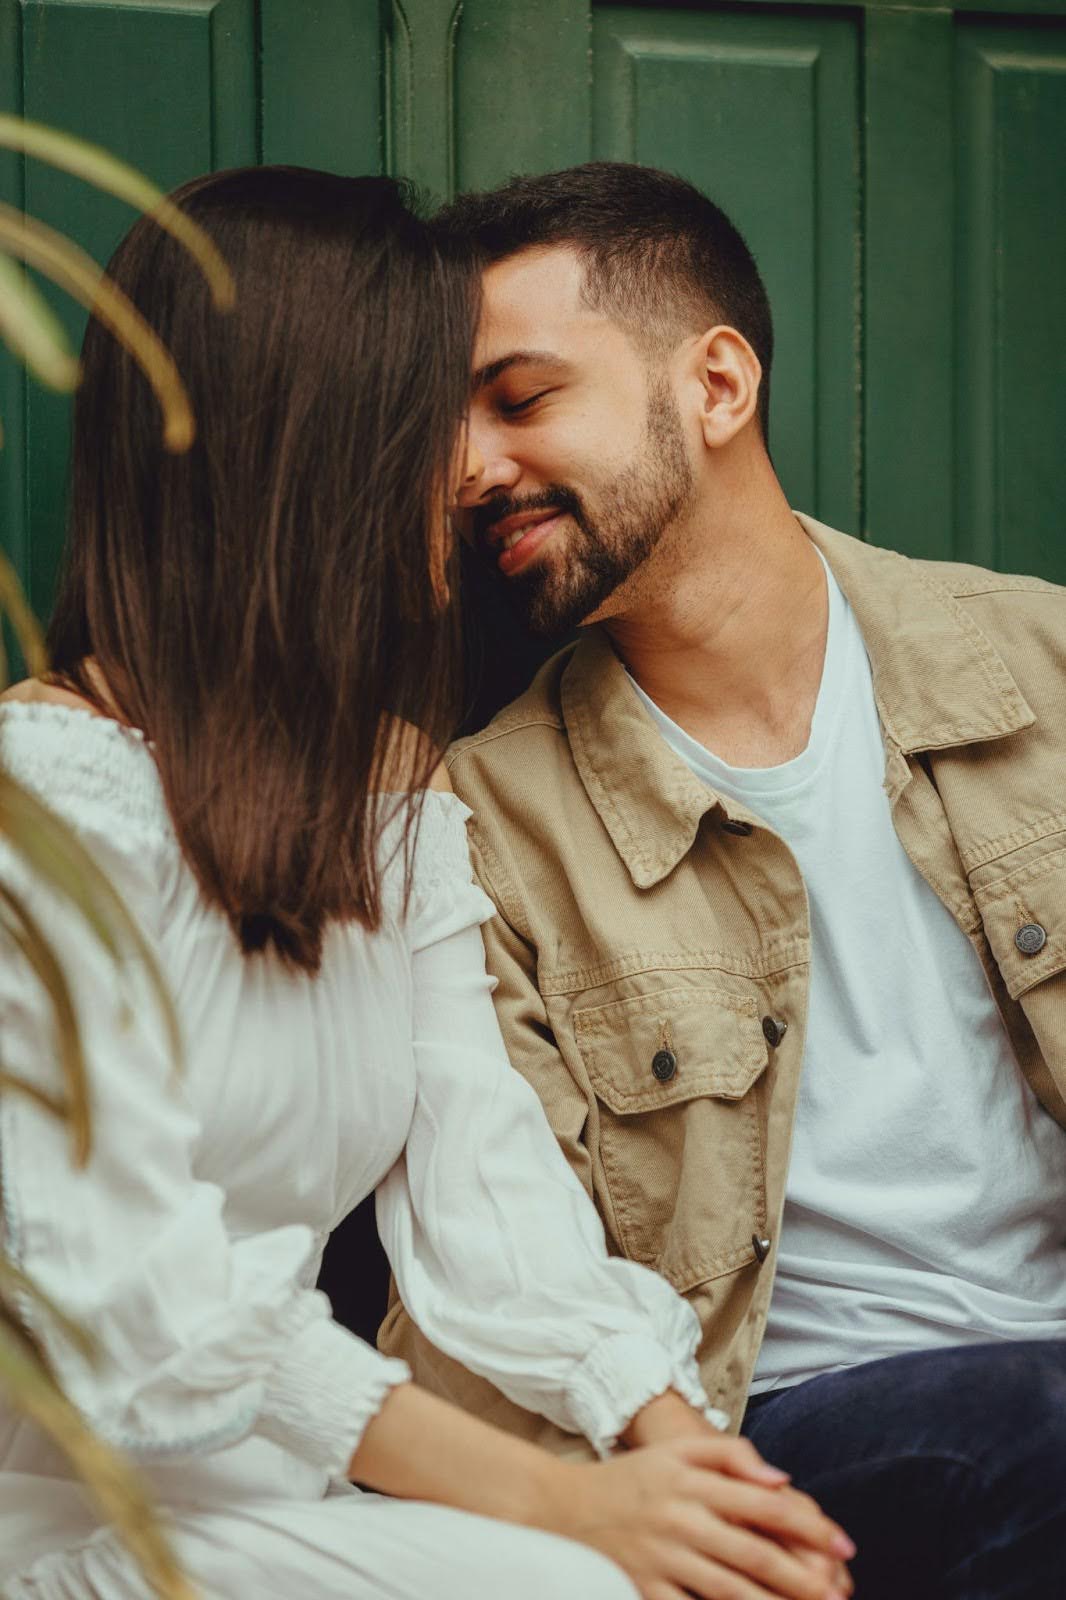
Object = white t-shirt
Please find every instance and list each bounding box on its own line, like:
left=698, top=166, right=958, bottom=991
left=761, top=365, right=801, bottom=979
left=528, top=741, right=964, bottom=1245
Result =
left=631, top=554, right=1066, bottom=1391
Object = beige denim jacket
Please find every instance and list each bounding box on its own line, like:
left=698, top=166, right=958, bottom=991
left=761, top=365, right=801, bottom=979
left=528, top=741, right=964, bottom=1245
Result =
left=380, top=516, right=1066, bottom=1447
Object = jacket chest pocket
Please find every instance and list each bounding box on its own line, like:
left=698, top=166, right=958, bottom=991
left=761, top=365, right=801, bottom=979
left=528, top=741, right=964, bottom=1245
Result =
left=972, top=844, right=1066, bottom=1001
left=573, top=985, right=769, bottom=1294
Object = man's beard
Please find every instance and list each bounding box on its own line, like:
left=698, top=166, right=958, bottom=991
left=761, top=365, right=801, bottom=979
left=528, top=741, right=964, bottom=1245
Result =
left=474, top=377, right=695, bottom=637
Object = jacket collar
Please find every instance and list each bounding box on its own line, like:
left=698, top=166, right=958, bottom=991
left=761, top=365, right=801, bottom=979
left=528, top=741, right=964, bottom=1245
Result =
left=798, top=515, right=1034, bottom=754
left=561, top=627, right=717, bottom=889
left=561, top=516, right=1035, bottom=889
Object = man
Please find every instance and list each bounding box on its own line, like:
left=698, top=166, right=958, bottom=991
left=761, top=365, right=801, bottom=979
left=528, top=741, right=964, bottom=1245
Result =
left=380, top=163, right=1066, bottom=1595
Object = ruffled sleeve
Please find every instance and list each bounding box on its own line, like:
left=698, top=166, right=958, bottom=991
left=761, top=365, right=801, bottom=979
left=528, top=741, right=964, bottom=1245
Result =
left=0, top=709, right=409, bottom=1476
left=376, top=792, right=724, bottom=1456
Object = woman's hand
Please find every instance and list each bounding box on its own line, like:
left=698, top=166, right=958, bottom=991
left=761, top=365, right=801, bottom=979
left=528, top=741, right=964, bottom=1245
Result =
left=349, top=1383, right=852, bottom=1599
left=621, top=1394, right=853, bottom=1596
left=547, top=1434, right=855, bottom=1600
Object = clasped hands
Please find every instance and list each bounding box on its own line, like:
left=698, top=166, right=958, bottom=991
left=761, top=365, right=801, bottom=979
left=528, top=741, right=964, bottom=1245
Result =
left=555, top=1388, right=855, bottom=1600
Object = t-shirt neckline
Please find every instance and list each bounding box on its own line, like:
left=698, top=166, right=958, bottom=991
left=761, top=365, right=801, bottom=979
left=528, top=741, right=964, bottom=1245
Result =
left=628, top=547, right=856, bottom=802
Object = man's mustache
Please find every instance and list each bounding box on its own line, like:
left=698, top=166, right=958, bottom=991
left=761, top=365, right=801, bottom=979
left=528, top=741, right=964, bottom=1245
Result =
left=470, top=485, right=585, bottom=549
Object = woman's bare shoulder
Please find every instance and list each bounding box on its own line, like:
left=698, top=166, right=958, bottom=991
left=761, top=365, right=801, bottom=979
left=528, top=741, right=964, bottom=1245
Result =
left=0, top=677, right=103, bottom=715
left=376, top=714, right=452, bottom=794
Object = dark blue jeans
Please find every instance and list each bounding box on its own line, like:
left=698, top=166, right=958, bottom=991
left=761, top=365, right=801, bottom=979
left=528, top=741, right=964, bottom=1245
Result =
left=741, top=1341, right=1066, bottom=1599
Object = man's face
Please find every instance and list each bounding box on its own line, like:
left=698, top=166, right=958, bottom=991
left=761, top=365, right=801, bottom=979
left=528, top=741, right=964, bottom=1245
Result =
left=456, top=246, right=695, bottom=635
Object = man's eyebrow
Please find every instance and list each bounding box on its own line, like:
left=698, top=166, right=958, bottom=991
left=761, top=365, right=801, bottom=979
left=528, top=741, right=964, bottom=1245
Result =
left=472, top=351, right=571, bottom=390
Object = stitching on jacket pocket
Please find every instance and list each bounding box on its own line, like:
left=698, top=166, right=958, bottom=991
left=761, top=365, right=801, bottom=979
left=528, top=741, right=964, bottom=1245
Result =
left=574, top=986, right=769, bottom=1292
left=973, top=847, right=1066, bottom=1000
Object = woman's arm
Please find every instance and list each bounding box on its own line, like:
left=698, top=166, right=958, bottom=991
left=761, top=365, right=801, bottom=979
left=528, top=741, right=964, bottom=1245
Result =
left=0, top=825, right=409, bottom=1477
left=377, top=902, right=717, bottom=1452
left=371, top=794, right=852, bottom=1596
left=350, top=1382, right=853, bottom=1600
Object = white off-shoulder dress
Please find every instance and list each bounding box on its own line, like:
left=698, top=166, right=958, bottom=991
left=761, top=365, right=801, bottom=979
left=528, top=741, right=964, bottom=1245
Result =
left=0, top=704, right=717, bottom=1600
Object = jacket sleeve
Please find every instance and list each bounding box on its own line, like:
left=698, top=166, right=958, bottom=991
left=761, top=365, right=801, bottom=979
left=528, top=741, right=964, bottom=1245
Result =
left=475, top=874, right=599, bottom=1200
left=0, top=834, right=409, bottom=1475
left=375, top=803, right=722, bottom=1458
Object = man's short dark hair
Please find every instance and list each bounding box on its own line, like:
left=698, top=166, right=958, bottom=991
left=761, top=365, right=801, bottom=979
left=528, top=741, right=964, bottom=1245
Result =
left=438, top=161, right=774, bottom=440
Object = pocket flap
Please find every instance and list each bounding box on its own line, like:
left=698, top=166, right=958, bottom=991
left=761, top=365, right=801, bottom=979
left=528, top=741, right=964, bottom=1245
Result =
left=974, top=845, right=1066, bottom=1001
left=573, top=986, right=768, bottom=1114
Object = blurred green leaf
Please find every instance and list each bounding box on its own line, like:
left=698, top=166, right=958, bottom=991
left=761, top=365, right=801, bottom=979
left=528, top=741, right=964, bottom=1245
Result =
left=0, top=203, right=195, bottom=452
left=0, top=770, right=183, bottom=1077
left=0, top=550, right=48, bottom=681
left=0, top=117, right=234, bottom=312
left=0, top=251, right=79, bottom=391
left=0, top=1318, right=198, bottom=1600
left=0, top=1257, right=97, bottom=1364
left=0, top=113, right=229, bottom=1600
left=0, top=879, right=91, bottom=1164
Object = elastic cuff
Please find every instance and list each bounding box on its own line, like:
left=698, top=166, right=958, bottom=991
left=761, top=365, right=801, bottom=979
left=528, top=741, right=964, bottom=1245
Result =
left=258, top=1316, right=411, bottom=1477
left=668, top=1361, right=731, bottom=1433
left=568, top=1332, right=680, bottom=1459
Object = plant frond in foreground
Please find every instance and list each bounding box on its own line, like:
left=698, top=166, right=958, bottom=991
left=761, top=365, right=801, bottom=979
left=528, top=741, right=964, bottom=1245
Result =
left=0, top=205, right=195, bottom=450
left=0, top=118, right=234, bottom=312
left=0, top=767, right=183, bottom=1093
left=0, top=117, right=234, bottom=437
left=0, top=1313, right=196, bottom=1600
left=0, top=251, right=79, bottom=393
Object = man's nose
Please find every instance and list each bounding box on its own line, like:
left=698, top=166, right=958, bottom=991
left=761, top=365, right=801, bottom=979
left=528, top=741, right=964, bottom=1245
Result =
left=455, top=422, right=520, bottom=507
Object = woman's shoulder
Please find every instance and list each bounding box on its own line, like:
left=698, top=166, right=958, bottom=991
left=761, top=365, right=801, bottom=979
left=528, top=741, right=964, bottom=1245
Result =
left=373, top=718, right=477, bottom=903
left=376, top=782, right=495, bottom=950
left=0, top=683, right=170, bottom=859
left=373, top=713, right=452, bottom=795
left=1, top=676, right=110, bottom=714
left=379, top=784, right=473, bottom=885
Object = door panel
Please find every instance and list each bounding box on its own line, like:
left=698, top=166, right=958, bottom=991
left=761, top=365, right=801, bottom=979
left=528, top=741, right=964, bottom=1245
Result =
left=0, top=0, right=25, bottom=594
left=11, top=0, right=257, bottom=614
left=453, top=0, right=591, bottom=194
left=260, top=0, right=382, bottom=173
left=955, top=18, right=1066, bottom=579
left=593, top=4, right=861, bottom=531
left=862, top=7, right=955, bottom=559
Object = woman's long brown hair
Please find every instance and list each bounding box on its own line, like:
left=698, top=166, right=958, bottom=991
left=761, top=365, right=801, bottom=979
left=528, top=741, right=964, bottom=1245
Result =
left=48, top=167, right=476, bottom=973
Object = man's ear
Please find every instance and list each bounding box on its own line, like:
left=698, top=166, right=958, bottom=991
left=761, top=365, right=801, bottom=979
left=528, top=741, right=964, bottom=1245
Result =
left=691, top=325, right=762, bottom=449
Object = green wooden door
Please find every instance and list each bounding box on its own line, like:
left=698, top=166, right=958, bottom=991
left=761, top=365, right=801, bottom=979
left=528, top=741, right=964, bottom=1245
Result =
left=450, top=0, right=1066, bottom=578
left=0, top=0, right=383, bottom=617
left=2, top=0, right=1065, bottom=620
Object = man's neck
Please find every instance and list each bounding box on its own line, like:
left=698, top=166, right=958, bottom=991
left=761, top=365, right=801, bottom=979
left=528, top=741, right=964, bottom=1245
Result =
left=604, top=500, right=829, bottom=769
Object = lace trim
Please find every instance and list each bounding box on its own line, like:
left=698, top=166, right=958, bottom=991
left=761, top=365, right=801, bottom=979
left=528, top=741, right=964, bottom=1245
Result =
left=0, top=701, right=164, bottom=837
left=0, top=704, right=476, bottom=880
left=378, top=789, right=477, bottom=903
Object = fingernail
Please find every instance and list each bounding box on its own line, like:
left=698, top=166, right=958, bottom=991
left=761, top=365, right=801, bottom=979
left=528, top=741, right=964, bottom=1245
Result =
left=758, top=1465, right=791, bottom=1483
left=832, top=1533, right=857, bottom=1559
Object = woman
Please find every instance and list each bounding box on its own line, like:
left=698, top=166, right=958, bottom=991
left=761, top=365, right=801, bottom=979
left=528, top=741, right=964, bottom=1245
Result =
left=0, top=167, right=851, bottom=1600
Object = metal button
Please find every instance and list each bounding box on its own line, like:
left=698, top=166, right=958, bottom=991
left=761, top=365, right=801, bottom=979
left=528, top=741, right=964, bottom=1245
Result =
left=1015, top=922, right=1047, bottom=956
left=762, top=1016, right=788, bottom=1048
left=721, top=818, right=754, bottom=836
left=752, top=1233, right=772, bottom=1263
left=651, top=1048, right=677, bottom=1083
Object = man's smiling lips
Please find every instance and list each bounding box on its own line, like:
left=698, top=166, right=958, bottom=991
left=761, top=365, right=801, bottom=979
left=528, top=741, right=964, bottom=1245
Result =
left=485, top=507, right=565, bottom=576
